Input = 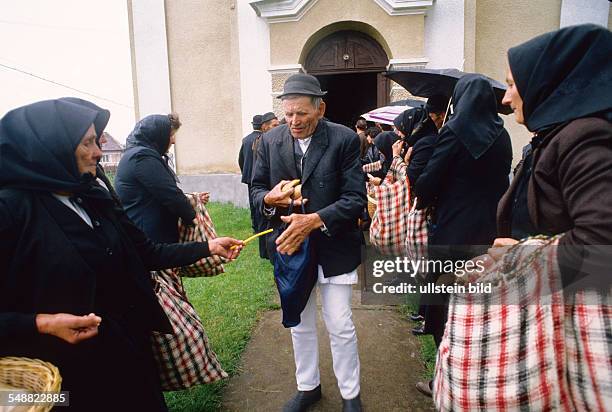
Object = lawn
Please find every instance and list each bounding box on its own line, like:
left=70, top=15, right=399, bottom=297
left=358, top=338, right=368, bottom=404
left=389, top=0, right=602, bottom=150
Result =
left=164, top=202, right=276, bottom=412
left=400, top=295, right=437, bottom=380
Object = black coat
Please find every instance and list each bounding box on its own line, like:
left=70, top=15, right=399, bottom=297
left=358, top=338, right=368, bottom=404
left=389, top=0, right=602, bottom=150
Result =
left=238, top=130, right=262, bottom=185
left=414, top=128, right=512, bottom=248
left=250, top=121, right=366, bottom=277
left=115, top=115, right=195, bottom=243
left=406, top=121, right=439, bottom=186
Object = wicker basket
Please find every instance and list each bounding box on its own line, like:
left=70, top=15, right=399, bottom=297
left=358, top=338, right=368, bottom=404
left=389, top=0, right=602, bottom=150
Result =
left=0, top=357, right=62, bottom=412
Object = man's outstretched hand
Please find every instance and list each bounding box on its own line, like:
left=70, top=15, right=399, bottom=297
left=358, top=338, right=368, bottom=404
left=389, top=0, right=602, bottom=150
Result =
left=276, top=213, right=323, bottom=255
left=209, top=237, right=244, bottom=260
left=264, top=180, right=307, bottom=208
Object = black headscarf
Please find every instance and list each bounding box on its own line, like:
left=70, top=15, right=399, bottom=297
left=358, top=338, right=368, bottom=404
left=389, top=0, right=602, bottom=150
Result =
left=507, top=24, right=612, bottom=133
left=444, top=73, right=505, bottom=159
left=125, top=114, right=178, bottom=182
left=374, top=131, right=398, bottom=165
left=0, top=99, right=111, bottom=198
left=59, top=97, right=110, bottom=143
left=393, top=107, right=430, bottom=147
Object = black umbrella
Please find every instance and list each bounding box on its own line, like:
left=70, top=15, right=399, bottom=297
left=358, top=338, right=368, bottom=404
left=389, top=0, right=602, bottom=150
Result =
left=385, top=68, right=512, bottom=115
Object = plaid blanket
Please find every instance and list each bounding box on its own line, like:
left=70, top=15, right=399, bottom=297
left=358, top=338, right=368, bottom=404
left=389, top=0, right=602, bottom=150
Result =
left=177, top=192, right=227, bottom=277
left=369, top=157, right=411, bottom=255
left=151, top=269, right=227, bottom=390
left=434, top=236, right=612, bottom=411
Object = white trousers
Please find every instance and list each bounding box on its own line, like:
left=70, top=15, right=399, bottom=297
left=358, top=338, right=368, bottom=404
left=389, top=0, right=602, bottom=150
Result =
left=290, top=283, right=361, bottom=400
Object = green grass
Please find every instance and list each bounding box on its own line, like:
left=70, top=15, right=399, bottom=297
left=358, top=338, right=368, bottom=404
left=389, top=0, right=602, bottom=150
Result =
left=400, top=295, right=437, bottom=380
left=164, top=202, right=276, bottom=412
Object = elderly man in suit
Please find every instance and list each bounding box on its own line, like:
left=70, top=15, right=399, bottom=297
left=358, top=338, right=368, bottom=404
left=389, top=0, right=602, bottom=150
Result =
left=251, top=74, right=365, bottom=412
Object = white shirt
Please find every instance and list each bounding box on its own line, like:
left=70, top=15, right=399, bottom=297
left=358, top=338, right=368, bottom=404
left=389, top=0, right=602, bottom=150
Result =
left=52, top=194, right=93, bottom=228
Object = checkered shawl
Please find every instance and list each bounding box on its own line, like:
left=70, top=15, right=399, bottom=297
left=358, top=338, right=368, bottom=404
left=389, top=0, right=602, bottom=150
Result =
left=369, top=156, right=411, bottom=255
left=434, top=236, right=612, bottom=411
left=177, top=193, right=227, bottom=277
left=151, top=269, right=228, bottom=391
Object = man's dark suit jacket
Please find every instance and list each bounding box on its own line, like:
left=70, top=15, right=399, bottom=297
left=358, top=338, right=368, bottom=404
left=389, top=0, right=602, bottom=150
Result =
left=250, top=121, right=366, bottom=277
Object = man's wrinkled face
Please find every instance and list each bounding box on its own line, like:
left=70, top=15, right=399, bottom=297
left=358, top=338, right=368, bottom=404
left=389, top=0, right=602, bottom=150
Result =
left=282, top=96, right=325, bottom=139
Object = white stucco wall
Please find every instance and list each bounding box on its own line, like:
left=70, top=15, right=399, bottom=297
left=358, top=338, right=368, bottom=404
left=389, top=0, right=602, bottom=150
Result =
left=127, top=0, right=172, bottom=117
left=424, top=0, right=464, bottom=69
left=560, top=0, right=610, bottom=28
left=237, top=1, right=273, bottom=138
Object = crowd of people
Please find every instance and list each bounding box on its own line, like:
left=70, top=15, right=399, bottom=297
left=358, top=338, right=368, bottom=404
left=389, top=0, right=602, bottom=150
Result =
left=0, top=23, right=610, bottom=412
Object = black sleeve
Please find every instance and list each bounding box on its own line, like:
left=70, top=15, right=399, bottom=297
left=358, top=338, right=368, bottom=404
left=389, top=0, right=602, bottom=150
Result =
left=114, top=204, right=210, bottom=270
left=316, top=134, right=367, bottom=235
left=134, top=155, right=195, bottom=223
left=407, top=136, right=436, bottom=186
left=0, top=199, right=38, bottom=337
left=238, top=142, right=245, bottom=174
left=250, top=134, right=272, bottom=214
left=413, top=129, right=459, bottom=208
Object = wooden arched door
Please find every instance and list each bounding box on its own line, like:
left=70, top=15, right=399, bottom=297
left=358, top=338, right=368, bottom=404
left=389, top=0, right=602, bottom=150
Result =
left=304, top=31, right=390, bottom=127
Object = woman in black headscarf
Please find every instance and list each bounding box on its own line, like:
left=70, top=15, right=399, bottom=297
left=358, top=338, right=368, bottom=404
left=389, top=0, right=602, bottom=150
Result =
left=0, top=99, right=242, bottom=411
left=115, top=114, right=197, bottom=244
left=495, top=24, right=612, bottom=293
left=413, top=75, right=512, bottom=397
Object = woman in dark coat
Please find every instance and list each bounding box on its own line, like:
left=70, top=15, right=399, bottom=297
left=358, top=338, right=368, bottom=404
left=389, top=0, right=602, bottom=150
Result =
left=496, top=24, right=612, bottom=292
left=0, top=99, right=242, bottom=411
left=115, top=114, right=195, bottom=244
left=415, top=73, right=513, bottom=340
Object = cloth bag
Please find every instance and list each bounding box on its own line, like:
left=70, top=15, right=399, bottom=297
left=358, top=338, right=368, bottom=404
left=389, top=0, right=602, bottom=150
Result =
left=433, top=236, right=612, bottom=411
left=273, top=203, right=318, bottom=328
left=151, top=269, right=228, bottom=391
left=404, top=198, right=429, bottom=279
left=177, top=192, right=227, bottom=277
left=369, top=156, right=411, bottom=256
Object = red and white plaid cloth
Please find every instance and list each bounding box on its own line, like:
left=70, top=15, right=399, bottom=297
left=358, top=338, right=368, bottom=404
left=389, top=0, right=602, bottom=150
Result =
left=151, top=269, right=228, bottom=391
left=434, top=236, right=612, bottom=411
left=177, top=192, right=227, bottom=277
left=363, top=160, right=383, bottom=173
left=369, top=157, right=411, bottom=255
left=405, top=198, right=428, bottom=279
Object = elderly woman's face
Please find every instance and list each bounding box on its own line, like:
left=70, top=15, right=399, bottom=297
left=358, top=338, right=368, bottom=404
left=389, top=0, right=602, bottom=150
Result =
left=502, top=67, right=524, bottom=125
left=75, top=124, right=102, bottom=176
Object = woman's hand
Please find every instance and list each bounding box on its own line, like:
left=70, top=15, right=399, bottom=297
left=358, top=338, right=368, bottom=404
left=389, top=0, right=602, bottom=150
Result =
left=487, top=237, right=519, bottom=262
left=392, top=139, right=404, bottom=158
left=404, top=146, right=413, bottom=163
left=35, top=313, right=101, bottom=344
left=368, top=176, right=382, bottom=186
left=209, top=237, right=244, bottom=260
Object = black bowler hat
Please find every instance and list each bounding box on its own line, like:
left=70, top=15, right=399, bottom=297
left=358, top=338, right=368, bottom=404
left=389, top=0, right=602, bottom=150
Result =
left=252, top=114, right=263, bottom=128
left=277, top=73, right=327, bottom=99
left=261, top=112, right=277, bottom=123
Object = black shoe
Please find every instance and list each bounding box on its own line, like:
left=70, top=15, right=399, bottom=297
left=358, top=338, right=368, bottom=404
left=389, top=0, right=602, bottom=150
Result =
left=411, top=325, right=426, bottom=336
left=282, top=385, right=322, bottom=412
left=342, top=394, right=362, bottom=412
left=410, top=313, right=425, bottom=322
left=415, top=380, right=433, bottom=398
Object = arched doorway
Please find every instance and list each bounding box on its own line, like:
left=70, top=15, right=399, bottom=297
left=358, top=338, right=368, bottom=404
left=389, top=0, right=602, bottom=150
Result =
left=304, top=30, right=390, bottom=128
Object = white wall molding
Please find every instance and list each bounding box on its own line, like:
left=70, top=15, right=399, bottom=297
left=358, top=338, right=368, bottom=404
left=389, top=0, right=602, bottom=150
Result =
left=268, top=64, right=304, bottom=74
left=249, top=0, right=318, bottom=23
left=387, top=57, right=429, bottom=70
left=373, top=0, right=433, bottom=16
